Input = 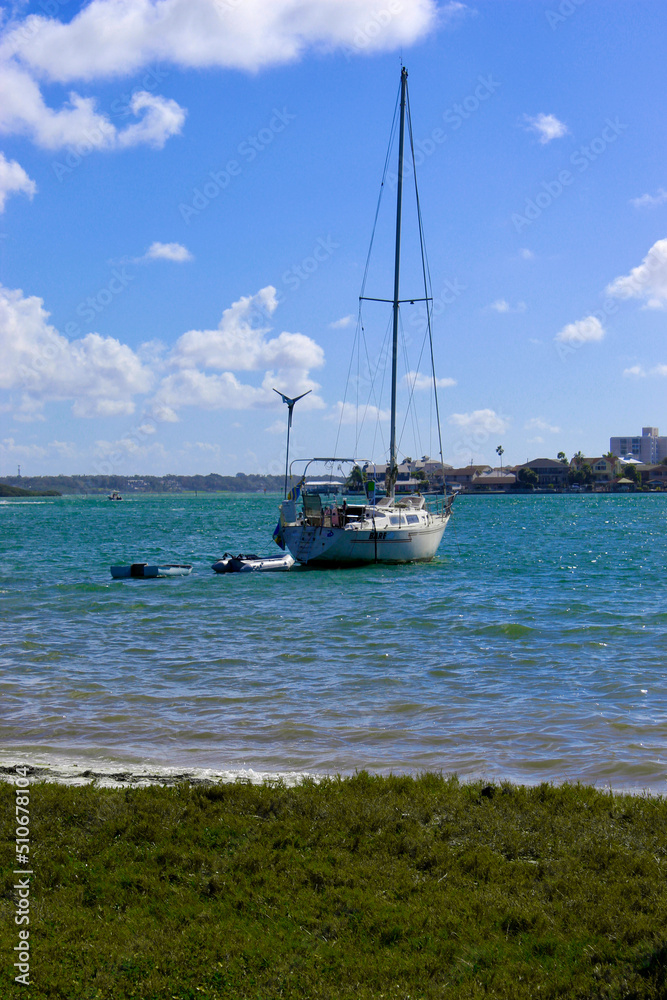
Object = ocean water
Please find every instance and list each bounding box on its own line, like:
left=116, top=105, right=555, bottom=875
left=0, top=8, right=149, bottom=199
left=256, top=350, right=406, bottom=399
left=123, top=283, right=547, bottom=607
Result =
left=1, top=492, right=666, bottom=792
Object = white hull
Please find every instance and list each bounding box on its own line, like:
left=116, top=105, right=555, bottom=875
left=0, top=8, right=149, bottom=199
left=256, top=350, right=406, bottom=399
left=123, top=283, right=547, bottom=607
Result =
left=280, top=496, right=451, bottom=566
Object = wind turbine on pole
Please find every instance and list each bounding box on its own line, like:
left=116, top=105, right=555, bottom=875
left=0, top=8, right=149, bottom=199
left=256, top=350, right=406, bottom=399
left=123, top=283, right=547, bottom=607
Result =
left=273, top=388, right=311, bottom=497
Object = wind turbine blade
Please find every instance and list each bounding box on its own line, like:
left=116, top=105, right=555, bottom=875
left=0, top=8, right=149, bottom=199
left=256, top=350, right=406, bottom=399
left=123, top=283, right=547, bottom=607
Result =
left=292, top=389, right=312, bottom=404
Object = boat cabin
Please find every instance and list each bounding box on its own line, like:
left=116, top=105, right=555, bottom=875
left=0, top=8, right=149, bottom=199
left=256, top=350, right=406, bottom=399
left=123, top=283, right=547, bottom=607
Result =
left=301, top=492, right=427, bottom=529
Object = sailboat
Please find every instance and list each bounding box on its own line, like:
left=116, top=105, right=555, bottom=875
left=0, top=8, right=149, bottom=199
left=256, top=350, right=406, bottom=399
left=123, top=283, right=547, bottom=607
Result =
left=276, top=68, right=454, bottom=566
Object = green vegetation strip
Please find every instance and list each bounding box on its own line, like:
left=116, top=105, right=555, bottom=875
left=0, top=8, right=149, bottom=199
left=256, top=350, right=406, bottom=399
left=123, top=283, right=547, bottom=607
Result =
left=2, top=774, right=667, bottom=999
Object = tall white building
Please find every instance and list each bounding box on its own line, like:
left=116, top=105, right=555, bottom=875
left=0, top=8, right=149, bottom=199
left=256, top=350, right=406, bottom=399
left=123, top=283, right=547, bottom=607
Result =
left=610, top=427, right=667, bottom=464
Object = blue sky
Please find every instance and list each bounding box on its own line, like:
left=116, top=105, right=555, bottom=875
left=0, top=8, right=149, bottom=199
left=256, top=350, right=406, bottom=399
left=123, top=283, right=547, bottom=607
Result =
left=1, top=0, right=666, bottom=477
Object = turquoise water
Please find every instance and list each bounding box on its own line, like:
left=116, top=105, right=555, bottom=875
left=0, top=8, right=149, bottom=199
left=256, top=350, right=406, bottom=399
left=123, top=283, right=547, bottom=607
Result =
left=1, top=493, right=666, bottom=791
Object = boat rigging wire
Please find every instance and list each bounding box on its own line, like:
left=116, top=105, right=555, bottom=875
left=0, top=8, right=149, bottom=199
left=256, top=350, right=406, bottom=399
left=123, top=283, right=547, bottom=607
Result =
left=333, top=79, right=401, bottom=466
left=333, top=71, right=447, bottom=485
left=405, top=80, right=447, bottom=477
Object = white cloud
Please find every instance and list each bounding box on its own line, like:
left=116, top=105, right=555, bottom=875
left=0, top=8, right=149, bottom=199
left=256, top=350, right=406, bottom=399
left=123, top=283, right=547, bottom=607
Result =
left=623, top=363, right=667, bottom=378
left=630, top=188, right=667, bottom=209
left=49, top=439, right=78, bottom=458
left=0, top=283, right=153, bottom=417
left=0, top=437, right=77, bottom=459
left=181, top=440, right=220, bottom=453
left=326, top=401, right=390, bottom=425
left=490, top=299, right=510, bottom=313
left=519, top=248, right=534, bottom=260
left=523, top=112, right=568, bottom=144
left=489, top=299, right=526, bottom=314
left=0, top=61, right=185, bottom=151
left=1, top=437, right=47, bottom=459
left=0, top=281, right=326, bottom=422
left=12, top=394, right=46, bottom=422
left=329, top=314, right=355, bottom=329
left=605, top=239, right=667, bottom=309
left=525, top=417, right=560, bottom=434
left=143, top=241, right=193, bottom=262
left=115, top=91, right=186, bottom=149
left=94, top=437, right=167, bottom=461
left=153, top=368, right=313, bottom=415
left=554, top=315, right=605, bottom=344
left=3, top=1, right=439, bottom=80
left=265, top=419, right=288, bottom=434
left=0, top=0, right=438, bottom=157
left=0, top=152, right=36, bottom=211
left=151, top=286, right=325, bottom=417
left=404, top=371, right=457, bottom=390
left=448, top=409, right=509, bottom=435
left=169, top=286, right=324, bottom=372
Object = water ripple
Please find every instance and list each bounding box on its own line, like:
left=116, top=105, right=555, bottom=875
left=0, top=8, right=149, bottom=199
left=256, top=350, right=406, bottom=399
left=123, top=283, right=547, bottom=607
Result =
left=1, top=493, right=666, bottom=791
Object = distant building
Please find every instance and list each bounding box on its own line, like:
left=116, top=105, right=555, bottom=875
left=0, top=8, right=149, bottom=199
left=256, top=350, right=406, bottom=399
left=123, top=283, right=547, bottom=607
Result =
left=470, top=469, right=516, bottom=490
left=440, top=465, right=492, bottom=485
left=364, top=457, right=452, bottom=489
left=514, top=458, right=569, bottom=487
left=577, top=457, right=622, bottom=483
left=639, top=465, right=667, bottom=488
left=610, top=427, right=667, bottom=464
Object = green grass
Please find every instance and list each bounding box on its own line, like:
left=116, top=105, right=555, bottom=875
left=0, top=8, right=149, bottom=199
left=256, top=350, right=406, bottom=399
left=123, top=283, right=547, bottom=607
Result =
left=2, top=774, right=667, bottom=999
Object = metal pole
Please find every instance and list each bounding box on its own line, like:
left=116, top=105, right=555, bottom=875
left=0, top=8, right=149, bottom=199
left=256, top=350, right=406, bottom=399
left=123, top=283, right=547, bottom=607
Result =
left=389, top=67, right=408, bottom=500
left=284, top=415, right=291, bottom=499
left=273, top=388, right=311, bottom=499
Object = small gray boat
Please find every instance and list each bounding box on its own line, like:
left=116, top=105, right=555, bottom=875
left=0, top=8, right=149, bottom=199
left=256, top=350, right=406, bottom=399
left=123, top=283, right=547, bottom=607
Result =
left=110, top=563, right=192, bottom=579
left=212, top=552, right=295, bottom=574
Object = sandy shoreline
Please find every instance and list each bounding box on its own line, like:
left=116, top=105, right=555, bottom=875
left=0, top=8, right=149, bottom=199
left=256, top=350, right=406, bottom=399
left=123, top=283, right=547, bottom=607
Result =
left=0, top=755, right=317, bottom=789
left=0, top=753, right=663, bottom=796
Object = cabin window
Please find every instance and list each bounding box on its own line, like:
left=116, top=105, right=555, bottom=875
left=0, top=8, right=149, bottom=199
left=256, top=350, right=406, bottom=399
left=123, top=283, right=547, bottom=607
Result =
left=406, top=514, right=419, bottom=524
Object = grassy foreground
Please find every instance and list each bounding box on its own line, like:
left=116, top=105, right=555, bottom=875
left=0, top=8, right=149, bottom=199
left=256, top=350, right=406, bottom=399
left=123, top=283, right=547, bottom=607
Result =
left=2, top=774, right=667, bottom=999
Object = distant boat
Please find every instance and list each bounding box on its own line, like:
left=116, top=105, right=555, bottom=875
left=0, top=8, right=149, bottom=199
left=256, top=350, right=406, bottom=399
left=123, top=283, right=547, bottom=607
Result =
left=110, top=564, right=192, bottom=579
left=108, top=491, right=123, bottom=501
left=212, top=552, right=295, bottom=573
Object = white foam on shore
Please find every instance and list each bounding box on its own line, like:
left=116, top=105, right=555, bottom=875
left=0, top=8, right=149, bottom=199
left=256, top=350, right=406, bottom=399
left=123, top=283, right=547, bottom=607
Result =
left=0, top=751, right=320, bottom=789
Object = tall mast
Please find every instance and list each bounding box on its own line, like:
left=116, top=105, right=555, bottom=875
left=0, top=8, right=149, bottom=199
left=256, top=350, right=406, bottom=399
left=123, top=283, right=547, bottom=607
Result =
left=388, top=66, right=407, bottom=499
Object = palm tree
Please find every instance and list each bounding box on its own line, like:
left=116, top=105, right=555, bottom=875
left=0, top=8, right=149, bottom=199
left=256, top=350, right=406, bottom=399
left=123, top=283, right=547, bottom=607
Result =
left=344, top=465, right=366, bottom=492
left=496, top=445, right=504, bottom=473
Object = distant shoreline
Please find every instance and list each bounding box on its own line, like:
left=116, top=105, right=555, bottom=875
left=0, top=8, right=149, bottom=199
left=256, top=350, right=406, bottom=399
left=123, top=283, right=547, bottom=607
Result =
left=454, top=489, right=659, bottom=496
left=0, top=472, right=284, bottom=495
